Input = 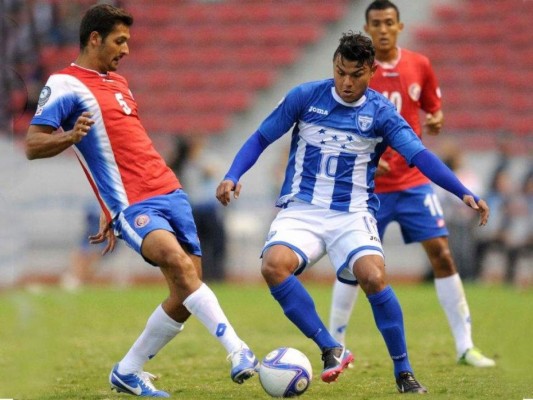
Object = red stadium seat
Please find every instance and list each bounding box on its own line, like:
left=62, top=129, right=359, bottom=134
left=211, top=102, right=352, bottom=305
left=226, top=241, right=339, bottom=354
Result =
left=39, top=1, right=349, bottom=135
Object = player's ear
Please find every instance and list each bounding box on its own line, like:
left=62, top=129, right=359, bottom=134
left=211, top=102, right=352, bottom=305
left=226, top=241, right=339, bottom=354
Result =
left=397, top=21, right=404, bottom=32
left=363, top=24, right=369, bottom=34
left=89, top=31, right=102, bottom=46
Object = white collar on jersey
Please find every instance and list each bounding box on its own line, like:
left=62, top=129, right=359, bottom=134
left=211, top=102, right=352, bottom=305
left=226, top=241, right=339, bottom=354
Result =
left=71, top=63, right=109, bottom=77
left=331, top=87, right=367, bottom=107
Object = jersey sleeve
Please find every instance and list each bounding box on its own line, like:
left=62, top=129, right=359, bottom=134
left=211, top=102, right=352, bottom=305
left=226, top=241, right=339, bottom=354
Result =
left=419, top=57, right=441, bottom=114
left=31, top=74, right=81, bottom=130
left=257, top=85, right=305, bottom=142
left=378, top=103, right=426, bottom=164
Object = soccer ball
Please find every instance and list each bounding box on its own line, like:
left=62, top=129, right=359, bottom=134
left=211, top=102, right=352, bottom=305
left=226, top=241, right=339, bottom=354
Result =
left=259, top=347, right=312, bottom=398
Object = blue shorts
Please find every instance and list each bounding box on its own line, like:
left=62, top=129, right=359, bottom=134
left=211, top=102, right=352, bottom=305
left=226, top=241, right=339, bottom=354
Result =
left=377, top=183, right=448, bottom=244
left=112, top=189, right=202, bottom=265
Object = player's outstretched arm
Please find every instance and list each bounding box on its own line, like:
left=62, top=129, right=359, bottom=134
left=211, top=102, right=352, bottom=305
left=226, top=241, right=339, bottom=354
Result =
left=411, top=149, right=490, bottom=226
left=26, top=112, right=94, bottom=159
left=216, top=179, right=242, bottom=206
left=216, top=130, right=270, bottom=206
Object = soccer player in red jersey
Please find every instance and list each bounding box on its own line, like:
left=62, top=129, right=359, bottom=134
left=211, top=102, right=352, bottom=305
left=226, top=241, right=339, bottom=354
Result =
left=25, top=4, right=257, bottom=397
left=328, top=0, right=495, bottom=368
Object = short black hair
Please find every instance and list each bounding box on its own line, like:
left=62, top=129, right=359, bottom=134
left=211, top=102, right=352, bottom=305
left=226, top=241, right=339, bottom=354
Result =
left=79, top=4, right=133, bottom=49
left=333, top=31, right=375, bottom=67
left=365, top=0, right=400, bottom=23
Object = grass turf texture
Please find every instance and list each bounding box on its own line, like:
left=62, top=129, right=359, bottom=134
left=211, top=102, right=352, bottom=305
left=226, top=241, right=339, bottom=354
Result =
left=1, top=282, right=531, bottom=399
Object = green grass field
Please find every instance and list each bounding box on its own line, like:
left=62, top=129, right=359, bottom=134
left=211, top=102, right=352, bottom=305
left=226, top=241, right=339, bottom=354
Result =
left=1, top=282, right=531, bottom=399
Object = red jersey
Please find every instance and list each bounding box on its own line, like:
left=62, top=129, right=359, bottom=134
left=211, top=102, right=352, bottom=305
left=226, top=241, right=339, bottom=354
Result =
left=32, top=64, right=180, bottom=222
left=371, top=48, right=441, bottom=192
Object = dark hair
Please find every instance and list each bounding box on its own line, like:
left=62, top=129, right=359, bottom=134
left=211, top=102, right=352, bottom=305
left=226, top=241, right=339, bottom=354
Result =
left=79, top=4, right=133, bottom=49
left=365, top=0, right=400, bottom=23
left=333, top=31, right=375, bottom=67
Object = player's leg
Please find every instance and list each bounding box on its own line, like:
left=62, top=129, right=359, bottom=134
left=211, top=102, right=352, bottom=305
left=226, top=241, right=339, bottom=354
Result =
left=261, top=244, right=352, bottom=383
left=422, top=237, right=495, bottom=367
left=396, top=184, right=494, bottom=367
left=353, top=254, right=427, bottom=393
left=328, top=280, right=359, bottom=345
left=328, top=191, right=396, bottom=345
left=142, top=230, right=257, bottom=383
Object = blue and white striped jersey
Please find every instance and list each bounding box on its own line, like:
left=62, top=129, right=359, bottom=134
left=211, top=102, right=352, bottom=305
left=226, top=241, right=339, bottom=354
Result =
left=258, top=78, right=425, bottom=215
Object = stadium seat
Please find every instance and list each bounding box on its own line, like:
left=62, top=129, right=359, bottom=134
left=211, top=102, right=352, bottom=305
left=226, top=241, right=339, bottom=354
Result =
left=37, top=1, right=349, bottom=136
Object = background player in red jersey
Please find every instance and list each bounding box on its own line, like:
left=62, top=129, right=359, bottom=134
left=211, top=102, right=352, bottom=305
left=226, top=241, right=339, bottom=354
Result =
left=328, top=0, right=495, bottom=368
left=25, top=4, right=257, bottom=397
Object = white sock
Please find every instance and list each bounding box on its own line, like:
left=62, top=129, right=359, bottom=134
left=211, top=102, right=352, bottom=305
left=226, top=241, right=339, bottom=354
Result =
left=118, top=304, right=184, bottom=374
left=435, top=273, right=474, bottom=357
left=183, top=283, right=243, bottom=354
left=328, top=280, right=359, bottom=345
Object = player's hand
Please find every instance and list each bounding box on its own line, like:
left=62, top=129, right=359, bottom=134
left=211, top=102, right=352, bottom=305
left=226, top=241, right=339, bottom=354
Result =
left=424, top=110, right=444, bottom=136
left=463, top=195, right=490, bottom=226
left=89, top=211, right=116, bottom=255
left=375, top=158, right=391, bottom=177
left=216, top=179, right=241, bottom=206
left=70, top=111, right=94, bottom=143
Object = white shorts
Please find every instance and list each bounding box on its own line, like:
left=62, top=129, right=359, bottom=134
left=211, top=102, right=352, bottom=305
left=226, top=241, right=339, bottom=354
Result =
left=262, top=202, right=384, bottom=284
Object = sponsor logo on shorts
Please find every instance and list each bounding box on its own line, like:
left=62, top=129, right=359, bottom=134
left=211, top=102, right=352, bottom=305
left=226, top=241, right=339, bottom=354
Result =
left=134, top=214, right=150, bottom=228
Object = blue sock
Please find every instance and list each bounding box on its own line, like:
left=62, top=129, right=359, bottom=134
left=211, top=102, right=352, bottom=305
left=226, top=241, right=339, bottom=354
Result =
left=270, top=275, right=339, bottom=351
left=367, top=285, right=412, bottom=378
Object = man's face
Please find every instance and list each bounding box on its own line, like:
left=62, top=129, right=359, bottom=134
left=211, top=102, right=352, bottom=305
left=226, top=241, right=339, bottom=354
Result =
left=364, top=8, right=403, bottom=53
left=95, top=23, right=130, bottom=72
left=333, top=54, right=376, bottom=103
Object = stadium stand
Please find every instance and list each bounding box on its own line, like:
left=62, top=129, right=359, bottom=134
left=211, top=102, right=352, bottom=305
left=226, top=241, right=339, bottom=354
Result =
left=15, top=0, right=349, bottom=136
left=412, top=0, right=533, bottom=150
left=415, top=0, right=533, bottom=151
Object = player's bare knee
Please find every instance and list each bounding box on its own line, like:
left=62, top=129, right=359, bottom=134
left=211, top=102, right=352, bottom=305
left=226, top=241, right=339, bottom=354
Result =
left=430, top=247, right=456, bottom=276
left=357, top=268, right=386, bottom=295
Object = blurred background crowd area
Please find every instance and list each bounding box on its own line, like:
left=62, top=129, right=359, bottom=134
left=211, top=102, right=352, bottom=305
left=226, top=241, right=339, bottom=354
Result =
left=1, top=0, right=531, bottom=289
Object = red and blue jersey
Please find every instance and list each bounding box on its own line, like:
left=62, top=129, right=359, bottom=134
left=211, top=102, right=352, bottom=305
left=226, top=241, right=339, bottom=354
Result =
left=371, top=48, right=441, bottom=193
left=31, top=64, right=180, bottom=222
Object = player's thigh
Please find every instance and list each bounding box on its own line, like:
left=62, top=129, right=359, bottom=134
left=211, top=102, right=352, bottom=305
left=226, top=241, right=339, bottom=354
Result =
left=263, top=203, right=326, bottom=275
left=325, top=210, right=384, bottom=284
left=395, top=184, right=449, bottom=243
left=114, top=191, right=201, bottom=265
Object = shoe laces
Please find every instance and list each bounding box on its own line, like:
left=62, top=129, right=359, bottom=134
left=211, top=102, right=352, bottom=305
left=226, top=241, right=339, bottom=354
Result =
left=400, top=372, right=422, bottom=389
left=227, top=346, right=246, bottom=365
left=321, top=346, right=343, bottom=362
left=136, top=371, right=159, bottom=391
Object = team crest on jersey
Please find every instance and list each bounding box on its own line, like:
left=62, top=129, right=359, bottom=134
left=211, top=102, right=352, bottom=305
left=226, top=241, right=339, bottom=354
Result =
left=134, top=214, right=150, bottom=228
left=357, top=115, right=373, bottom=131
left=408, top=84, right=421, bottom=102
left=38, top=86, right=51, bottom=106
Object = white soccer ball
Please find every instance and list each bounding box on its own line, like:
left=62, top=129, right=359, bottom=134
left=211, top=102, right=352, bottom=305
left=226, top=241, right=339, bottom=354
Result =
left=259, top=347, right=312, bottom=398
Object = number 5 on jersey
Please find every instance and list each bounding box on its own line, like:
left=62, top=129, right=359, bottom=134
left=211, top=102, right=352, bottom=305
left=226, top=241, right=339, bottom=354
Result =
left=115, top=93, right=132, bottom=115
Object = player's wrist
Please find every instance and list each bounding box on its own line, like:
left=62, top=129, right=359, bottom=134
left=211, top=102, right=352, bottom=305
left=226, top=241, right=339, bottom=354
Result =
left=224, top=175, right=238, bottom=185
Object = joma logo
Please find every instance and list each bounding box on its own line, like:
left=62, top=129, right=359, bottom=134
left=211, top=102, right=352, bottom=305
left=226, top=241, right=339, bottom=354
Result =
left=309, top=106, right=329, bottom=115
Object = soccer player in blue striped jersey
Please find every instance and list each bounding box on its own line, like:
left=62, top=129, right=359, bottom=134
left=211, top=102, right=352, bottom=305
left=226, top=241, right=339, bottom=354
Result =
left=216, top=32, right=489, bottom=394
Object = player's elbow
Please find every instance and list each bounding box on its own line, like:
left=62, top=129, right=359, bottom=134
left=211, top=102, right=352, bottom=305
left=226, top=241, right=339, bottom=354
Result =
left=25, top=142, right=38, bottom=160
